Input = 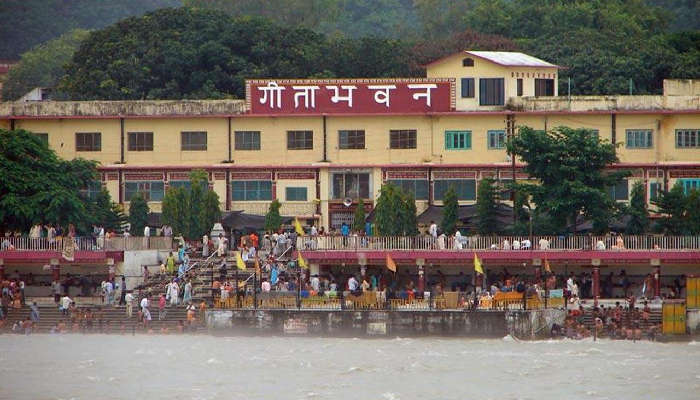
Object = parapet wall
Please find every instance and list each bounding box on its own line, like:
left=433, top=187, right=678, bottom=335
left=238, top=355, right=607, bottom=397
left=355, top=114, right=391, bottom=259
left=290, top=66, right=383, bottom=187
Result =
left=206, top=309, right=508, bottom=337
left=508, top=95, right=699, bottom=113
left=0, top=99, right=247, bottom=118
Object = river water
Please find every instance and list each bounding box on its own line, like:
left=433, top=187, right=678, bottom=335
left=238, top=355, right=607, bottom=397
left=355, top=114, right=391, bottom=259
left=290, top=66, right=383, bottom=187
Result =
left=0, top=334, right=698, bottom=400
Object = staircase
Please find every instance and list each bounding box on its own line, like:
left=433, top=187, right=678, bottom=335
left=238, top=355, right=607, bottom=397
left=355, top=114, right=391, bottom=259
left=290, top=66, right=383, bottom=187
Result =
left=580, top=308, right=662, bottom=336
left=1, top=304, right=194, bottom=333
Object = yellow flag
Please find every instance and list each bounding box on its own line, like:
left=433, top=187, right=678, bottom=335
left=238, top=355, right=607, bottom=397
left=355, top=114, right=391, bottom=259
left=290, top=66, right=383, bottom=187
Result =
left=294, top=217, right=305, bottom=236
left=235, top=251, right=246, bottom=271
left=298, top=251, right=308, bottom=269
left=473, top=253, right=484, bottom=275
left=544, top=257, right=551, bottom=273
left=386, top=254, right=397, bottom=272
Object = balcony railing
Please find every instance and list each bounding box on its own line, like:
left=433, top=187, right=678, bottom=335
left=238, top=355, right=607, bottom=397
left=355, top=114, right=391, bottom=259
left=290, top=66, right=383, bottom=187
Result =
left=0, top=236, right=174, bottom=252
left=297, top=235, right=700, bottom=251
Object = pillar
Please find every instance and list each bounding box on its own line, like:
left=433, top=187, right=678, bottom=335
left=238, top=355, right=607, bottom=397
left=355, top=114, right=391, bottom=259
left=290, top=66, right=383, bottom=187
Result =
left=0, top=259, right=4, bottom=280
left=592, top=266, right=600, bottom=307
left=416, top=259, right=425, bottom=293
left=534, top=266, right=541, bottom=284
left=107, top=258, right=115, bottom=281
left=654, top=265, right=661, bottom=298
left=51, top=261, right=60, bottom=282
left=310, top=263, right=320, bottom=277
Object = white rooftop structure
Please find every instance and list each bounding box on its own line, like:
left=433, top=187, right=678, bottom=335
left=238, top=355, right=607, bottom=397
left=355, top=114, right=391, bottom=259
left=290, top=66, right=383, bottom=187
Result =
left=465, top=51, right=559, bottom=68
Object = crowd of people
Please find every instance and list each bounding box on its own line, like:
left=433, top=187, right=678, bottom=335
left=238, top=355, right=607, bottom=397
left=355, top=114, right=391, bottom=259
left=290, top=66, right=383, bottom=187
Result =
left=552, top=300, right=661, bottom=341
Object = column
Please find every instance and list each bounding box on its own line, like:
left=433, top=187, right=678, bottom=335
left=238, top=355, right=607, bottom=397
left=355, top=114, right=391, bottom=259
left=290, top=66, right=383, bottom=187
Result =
left=0, top=259, right=4, bottom=280
left=51, top=260, right=60, bottom=282
left=654, top=265, right=661, bottom=298
left=592, top=266, right=600, bottom=307
left=416, top=259, right=425, bottom=293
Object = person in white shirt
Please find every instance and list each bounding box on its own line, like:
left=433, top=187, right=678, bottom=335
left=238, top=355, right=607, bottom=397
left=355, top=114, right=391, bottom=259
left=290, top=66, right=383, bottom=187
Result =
left=596, top=240, right=606, bottom=250
left=512, top=240, right=520, bottom=250
left=202, top=234, right=209, bottom=257
left=261, top=279, right=271, bottom=292
left=217, top=234, right=227, bottom=257
left=454, top=231, right=463, bottom=250
left=348, top=276, right=359, bottom=292
left=140, top=296, right=151, bottom=325
left=144, top=226, right=150, bottom=237
left=125, top=292, right=134, bottom=317
left=310, top=275, right=320, bottom=292
left=60, top=295, right=72, bottom=315
left=502, top=240, right=511, bottom=250
left=539, top=238, right=550, bottom=250
left=521, top=239, right=531, bottom=249
left=310, top=226, right=318, bottom=236
left=429, top=221, right=438, bottom=238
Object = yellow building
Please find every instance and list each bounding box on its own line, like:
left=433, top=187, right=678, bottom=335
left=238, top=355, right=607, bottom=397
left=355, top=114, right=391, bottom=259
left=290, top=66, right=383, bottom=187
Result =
left=1, top=51, right=699, bottom=230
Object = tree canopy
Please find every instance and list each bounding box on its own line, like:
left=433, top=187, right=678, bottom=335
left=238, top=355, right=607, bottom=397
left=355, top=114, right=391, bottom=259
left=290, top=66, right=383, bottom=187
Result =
left=1, top=29, right=89, bottom=101
left=475, top=178, right=499, bottom=235
left=161, top=169, right=221, bottom=239
left=374, top=183, right=417, bottom=236
left=0, top=129, right=99, bottom=233
left=508, top=126, right=629, bottom=234
left=128, top=194, right=149, bottom=236
left=0, top=0, right=181, bottom=59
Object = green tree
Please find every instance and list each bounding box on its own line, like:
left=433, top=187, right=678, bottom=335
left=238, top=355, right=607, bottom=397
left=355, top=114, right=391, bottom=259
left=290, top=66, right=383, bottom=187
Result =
left=511, top=190, right=531, bottom=235
left=128, top=193, right=149, bottom=236
left=508, top=126, right=629, bottom=234
left=161, top=169, right=220, bottom=238
left=0, top=129, right=98, bottom=233
left=626, top=181, right=650, bottom=234
left=264, top=199, right=283, bottom=232
left=91, top=188, right=127, bottom=232
left=476, top=178, right=499, bottom=235
left=375, top=183, right=417, bottom=236
left=686, top=189, right=700, bottom=235
left=1, top=29, right=90, bottom=101
left=653, top=182, right=688, bottom=234
left=441, top=185, right=458, bottom=235
left=399, top=191, right=418, bottom=235
left=352, top=198, right=366, bottom=231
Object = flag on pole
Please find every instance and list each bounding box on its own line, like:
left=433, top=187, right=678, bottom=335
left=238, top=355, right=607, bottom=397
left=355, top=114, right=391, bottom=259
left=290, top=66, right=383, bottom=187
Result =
left=544, top=257, right=551, bottom=273
left=294, top=217, right=305, bottom=236
left=235, top=251, right=246, bottom=271
left=473, top=253, right=484, bottom=275
left=298, top=251, right=308, bottom=269
left=386, top=254, right=397, bottom=272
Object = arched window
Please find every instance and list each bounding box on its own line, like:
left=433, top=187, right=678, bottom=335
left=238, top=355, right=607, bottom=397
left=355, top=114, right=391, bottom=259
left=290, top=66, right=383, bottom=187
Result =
left=462, top=57, right=474, bottom=67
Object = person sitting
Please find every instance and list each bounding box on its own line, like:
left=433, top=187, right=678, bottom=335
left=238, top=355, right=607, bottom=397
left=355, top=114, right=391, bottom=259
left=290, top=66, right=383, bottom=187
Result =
left=512, top=240, right=520, bottom=250
left=502, top=240, right=511, bottom=250
left=596, top=240, right=606, bottom=250
left=538, top=238, right=550, bottom=250
left=521, top=239, right=531, bottom=250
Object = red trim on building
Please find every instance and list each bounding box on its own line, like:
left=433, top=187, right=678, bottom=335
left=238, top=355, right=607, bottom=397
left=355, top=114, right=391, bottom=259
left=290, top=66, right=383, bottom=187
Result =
left=0, top=250, right=122, bottom=264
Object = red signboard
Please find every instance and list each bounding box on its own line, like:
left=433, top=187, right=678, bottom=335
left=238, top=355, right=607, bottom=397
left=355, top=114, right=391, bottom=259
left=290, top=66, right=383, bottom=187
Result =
left=246, top=78, right=455, bottom=115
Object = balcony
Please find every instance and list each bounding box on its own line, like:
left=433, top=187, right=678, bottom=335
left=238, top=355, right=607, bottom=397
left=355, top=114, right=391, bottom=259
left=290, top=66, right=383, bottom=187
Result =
left=296, top=235, right=700, bottom=266
left=508, top=95, right=700, bottom=113
left=231, top=201, right=317, bottom=217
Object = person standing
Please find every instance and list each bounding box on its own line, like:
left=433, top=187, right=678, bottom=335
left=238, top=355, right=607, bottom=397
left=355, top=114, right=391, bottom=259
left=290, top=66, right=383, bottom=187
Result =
left=168, top=280, right=179, bottom=306
left=166, top=252, right=176, bottom=276
left=30, top=302, right=40, bottom=323
left=202, top=234, right=209, bottom=257
left=119, top=275, right=127, bottom=305
left=217, top=234, right=227, bottom=257
left=52, top=280, right=62, bottom=304
left=158, top=293, right=166, bottom=320
left=184, top=280, right=193, bottom=305
left=140, top=295, right=151, bottom=329
left=125, top=291, right=134, bottom=318
left=429, top=221, right=438, bottom=239
left=143, top=225, right=150, bottom=248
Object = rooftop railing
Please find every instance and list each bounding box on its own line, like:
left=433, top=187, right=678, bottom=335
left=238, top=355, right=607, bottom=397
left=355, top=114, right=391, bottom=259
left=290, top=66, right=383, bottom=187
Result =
left=0, top=236, right=174, bottom=252
left=297, top=235, right=700, bottom=251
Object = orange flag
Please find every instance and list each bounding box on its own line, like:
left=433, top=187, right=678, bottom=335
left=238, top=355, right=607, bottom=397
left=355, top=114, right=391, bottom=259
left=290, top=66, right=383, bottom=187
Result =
left=386, top=254, right=397, bottom=272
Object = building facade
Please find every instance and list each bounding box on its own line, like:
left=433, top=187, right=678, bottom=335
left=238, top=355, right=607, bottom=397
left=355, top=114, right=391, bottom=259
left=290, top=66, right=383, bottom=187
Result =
left=1, top=51, right=699, bottom=230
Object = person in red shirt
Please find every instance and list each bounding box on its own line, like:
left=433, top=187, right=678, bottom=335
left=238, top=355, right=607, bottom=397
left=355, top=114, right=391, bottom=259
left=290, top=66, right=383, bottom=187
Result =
left=250, top=232, right=259, bottom=249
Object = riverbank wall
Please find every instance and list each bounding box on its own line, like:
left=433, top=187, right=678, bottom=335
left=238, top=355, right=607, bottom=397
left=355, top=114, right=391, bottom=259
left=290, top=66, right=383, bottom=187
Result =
left=205, top=309, right=567, bottom=338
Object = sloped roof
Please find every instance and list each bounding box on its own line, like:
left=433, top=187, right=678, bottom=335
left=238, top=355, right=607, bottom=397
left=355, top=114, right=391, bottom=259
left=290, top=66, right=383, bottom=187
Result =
left=426, top=51, right=559, bottom=68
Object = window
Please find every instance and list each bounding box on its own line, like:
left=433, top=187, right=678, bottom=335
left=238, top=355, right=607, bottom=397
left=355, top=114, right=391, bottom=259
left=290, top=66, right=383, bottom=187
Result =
left=462, top=58, right=474, bottom=67
left=169, top=180, right=207, bottom=191
left=332, top=172, right=370, bottom=199
left=125, top=181, right=164, bottom=201
left=679, top=179, right=700, bottom=195
left=338, top=130, right=365, bottom=149
left=80, top=181, right=102, bottom=200
left=534, top=79, right=555, bottom=96
left=434, top=180, right=476, bottom=201
left=608, top=180, right=629, bottom=201
left=232, top=181, right=272, bottom=201
left=389, top=129, right=417, bottom=149
left=287, top=130, right=313, bottom=150
left=460, top=78, right=475, bottom=98
left=626, top=129, right=653, bottom=149
left=235, top=131, right=260, bottom=150
left=517, top=79, right=523, bottom=96
left=487, top=130, right=507, bottom=149
left=676, top=129, right=699, bottom=148
left=285, top=187, right=308, bottom=201
left=445, top=130, right=471, bottom=150
left=479, top=78, right=504, bottom=106
left=387, top=179, right=429, bottom=200
left=75, top=132, right=101, bottom=151
left=128, top=132, right=153, bottom=151
left=181, top=131, right=207, bottom=151
left=649, top=182, right=661, bottom=201
left=34, top=133, right=49, bottom=146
